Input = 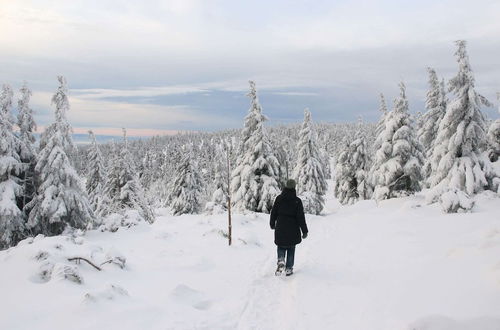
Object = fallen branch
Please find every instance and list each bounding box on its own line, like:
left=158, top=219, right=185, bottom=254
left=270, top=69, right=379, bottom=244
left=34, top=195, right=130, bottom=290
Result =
left=100, top=260, right=114, bottom=267
left=67, top=257, right=102, bottom=271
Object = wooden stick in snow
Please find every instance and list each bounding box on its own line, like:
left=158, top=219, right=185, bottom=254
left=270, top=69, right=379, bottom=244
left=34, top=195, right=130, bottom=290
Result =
left=67, top=257, right=102, bottom=271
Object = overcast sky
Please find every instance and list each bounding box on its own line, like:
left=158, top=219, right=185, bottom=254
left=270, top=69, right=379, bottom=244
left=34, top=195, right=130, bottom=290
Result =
left=1, top=0, right=499, bottom=136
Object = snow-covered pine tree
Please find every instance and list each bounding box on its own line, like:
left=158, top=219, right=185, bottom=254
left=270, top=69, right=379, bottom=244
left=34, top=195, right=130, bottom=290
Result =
left=140, top=148, right=162, bottom=206
left=119, top=129, right=154, bottom=222
left=26, top=77, right=94, bottom=236
left=0, top=84, right=25, bottom=248
left=418, top=68, right=447, bottom=180
left=371, top=82, right=423, bottom=201
left=490, top=120, right=500, bottom=162
left=315, top=124, right=332, bottom=180
left=427, top=40, right=495, bottom=212
left=273, top=136, right=291, bottom=187
left=99, top=140, right=120, bottom=216
left=488, top=119, right=500, bottom=193
left=170, top=145, right=203, bottom=215
left=16, top=82, right=37, bottom=214
left=369, top=93, right=389, bottom=187
left=293, top=108, right=327, bottom=214
left=319, top=146, right=332, bottom=181
left=103, top=129, right=154, bottom=223
left=334, top=138, right=358, bottom=205
left=350, top=117, right=371, bottom=200
left=230, top=81, right=280, bottom=213
left=375, top=93, right=388, bottom=137
left=205, top=143, right=229, bottom=214
left=86, top=130, right=106, bottom=225
left=487, top=92, right=500, bottom=162
left=427, top=41, right=495, bottom=212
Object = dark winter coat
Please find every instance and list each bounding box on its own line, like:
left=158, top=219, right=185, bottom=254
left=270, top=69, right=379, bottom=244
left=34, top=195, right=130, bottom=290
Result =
left=270, top=188, right=308, bottom=247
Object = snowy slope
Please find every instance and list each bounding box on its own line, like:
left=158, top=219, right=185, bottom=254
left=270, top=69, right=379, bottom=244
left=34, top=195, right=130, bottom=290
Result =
left=1, top=184, right=500, bottom=330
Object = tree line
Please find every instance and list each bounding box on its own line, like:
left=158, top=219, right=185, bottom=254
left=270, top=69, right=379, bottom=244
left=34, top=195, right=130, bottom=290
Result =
left=334, top=40, right=500, bottom=212
left=1, top=40, right=499, bottom=250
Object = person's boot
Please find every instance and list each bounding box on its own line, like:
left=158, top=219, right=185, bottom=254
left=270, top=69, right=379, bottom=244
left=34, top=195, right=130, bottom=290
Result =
left=285, top=268, right=293, bottom=276
left=275, top=259, right=285, bottom=276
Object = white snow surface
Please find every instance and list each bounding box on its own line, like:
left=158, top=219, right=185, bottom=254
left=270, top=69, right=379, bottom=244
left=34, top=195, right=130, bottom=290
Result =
left=2, top=182, right=500, bottom=330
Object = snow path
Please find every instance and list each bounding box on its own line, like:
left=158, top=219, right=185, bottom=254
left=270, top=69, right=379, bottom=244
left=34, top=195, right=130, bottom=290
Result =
left=2, top=189, right=500, bottom=330
left=237, top=247, right=303, bottom=330
left=235, top=192, right=500, bottom=330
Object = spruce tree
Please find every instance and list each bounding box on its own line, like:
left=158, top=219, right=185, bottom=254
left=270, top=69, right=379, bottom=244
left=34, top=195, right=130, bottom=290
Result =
left=334, top=139, right=358, bottom=205
left=293, top=108, right=327, bottom=214
left=371, top=82, right=423, bottom=201
left=487, top=92, right=500, bottom=162
left=0, top=84, right=25, bottom=248
left=170, top=145, right=203, bottom=215
left=86, top=130, right=106, bottom=224
left=230, top=81, right=280, bottom=213
left=418, top=68, right=447, bottom=180
left=375, top=93, right=388, bottom=137
left=427, top=41, right=494, bottom=212
left=369, top=93, right=389, bottom=187
left=319, top=147, right=332, bottom=181
left=205, top=144, right=228, bottom=213
left=489, top=119, right=500, bottom=162
left=101, top=129, right=154, bottom=223
left=26, top=76, right=94, bottom=235
left=99, top=140, right=120, bottom=216
left=16, top=82, right=37, bottom=214
left=350, top=118, right=371, bottom=200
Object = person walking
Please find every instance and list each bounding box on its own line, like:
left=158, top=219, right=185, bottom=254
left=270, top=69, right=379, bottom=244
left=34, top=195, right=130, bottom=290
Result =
left=270, top=179, right=308, bottom=276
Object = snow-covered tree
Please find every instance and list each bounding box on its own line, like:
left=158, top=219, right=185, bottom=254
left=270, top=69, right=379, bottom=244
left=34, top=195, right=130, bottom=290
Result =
left=489, top=120, right=500, bottom=162
left=321, top=150, right=332, bottom=180
left=293, top=108, right=327, bottom=214
left=205, top=172, right=227, bottom=214
left=418, top=68, right=447, bottom=179
left=205, top=143, right=229, bottom=214
left=86, top=130, right=106, bottom=223
left=26, top=77, right=94, bottom=236
left=140, top=147, right=164, bottom=206
left=335, top=117, right=372, bottom=205
left=230, top=81, right=280, bottom=213
left=334, top=139, right=358, bottom=205
left=170, top=145, right=203, bottom=215
left=101, top=129, right=154, bottom=223
left=369, top=93, right=389, bottom=187
left=427, top=41, right=495, bottom=212
left=375, top=93, right=388, bottom=137
left=0, top=84, right=25, bottom=248
left=350, top=118, right=371, bottom=200
left=371, top=82, right=423, bottom=201
left=16, top=82, right=37, bottom=213
left=99, top=140, right=120, bottom=216
left=487, top=92, right=500, bottom=162
left=273, top=134, right=292, bottom=187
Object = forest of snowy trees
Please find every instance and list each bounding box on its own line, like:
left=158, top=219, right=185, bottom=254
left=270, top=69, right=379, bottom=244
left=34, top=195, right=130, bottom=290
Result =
left=1, top=40, right=499, bottom=249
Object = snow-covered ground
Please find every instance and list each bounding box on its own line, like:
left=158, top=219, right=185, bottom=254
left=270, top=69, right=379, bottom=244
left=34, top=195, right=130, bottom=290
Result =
left=2, top=185, right=500, bottom=330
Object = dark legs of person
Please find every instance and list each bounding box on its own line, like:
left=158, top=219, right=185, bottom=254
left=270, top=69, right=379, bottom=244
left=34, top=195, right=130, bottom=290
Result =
left=285, top=246, right=295, bottom=271
left=276, top=247, right=286, bottom=275
left=277, top=246, right=286, bottom=264
left=277, top=246, right=295, bottom=275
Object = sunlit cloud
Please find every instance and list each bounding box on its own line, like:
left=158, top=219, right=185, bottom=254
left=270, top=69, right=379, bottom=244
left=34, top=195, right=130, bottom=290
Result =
left=29, top=90, right=239, bottom=132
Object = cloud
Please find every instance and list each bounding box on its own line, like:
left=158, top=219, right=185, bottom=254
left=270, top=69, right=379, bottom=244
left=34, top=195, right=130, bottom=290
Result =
left=73, top=85, right=210, bottom=99
left=1, top=0, right=499, bottom=133
left=29, top=90, right=239, bottom=132
left=271, top=92, right=319, bottom=96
